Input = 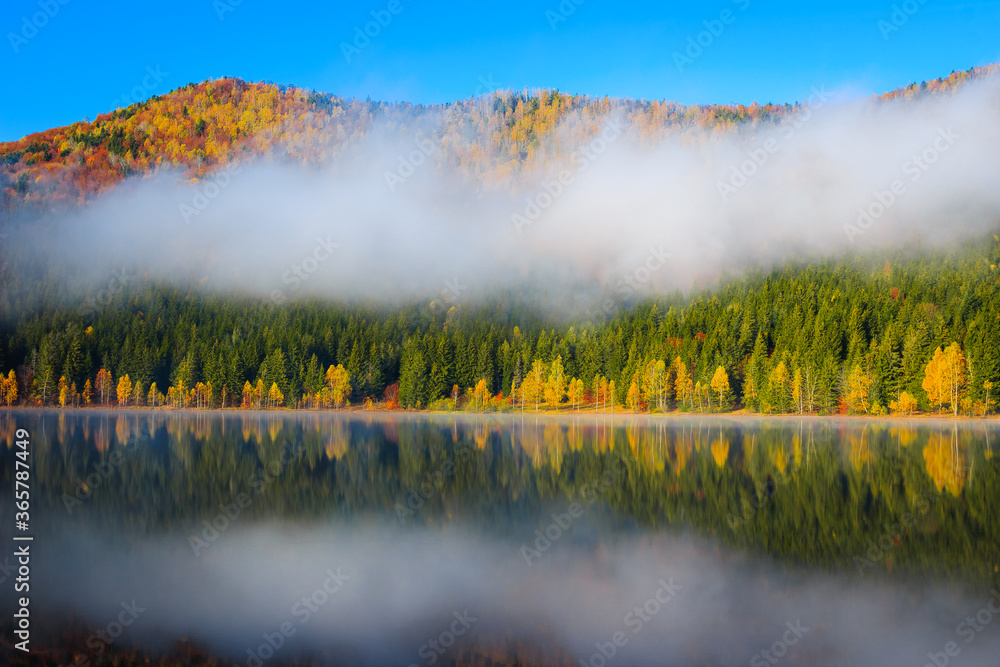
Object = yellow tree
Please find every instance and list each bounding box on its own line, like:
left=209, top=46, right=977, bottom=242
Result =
left=325, top=364, right=352, bottom=409
left=253, top=379, right=265, bottom=409
left=544, top=356, right=567, bottom=408
left=940, top=342, right=967, bottom=417
left=710, top=366, right=730, bottom=411
left=984, top=381, right=994, bottom=415
left=791, top=368, right=804, bottom=414
left=148, top=382, right=160, bottom=407
left=472, top=378, right=490, bottom=411
left=58, top=376, right=69, bottom=407
left=674, top=357, right=692, bottom=410
left=640, top=361, right=657, bottom=412
left=117, top=374, right=133, bottom=407
left=241, top=380, right=253, bottom=409
left=608, top=380, right=617, bottom=414
left=523, top=359, right=546, bottom=411
left=844, top=364, right=872, bottom=414
left=568, top=378, right=585, bottom=411
left=890, top=391, right=918, bottom=415
left=922, top=347, right=949, bottom=414
left=5, top=370, right=18, bottom=406
left=626, top=373, right=641, bottom=413
left=81, top=378, right=91, bottom=406
left=268, top=382, right=284, bottom=408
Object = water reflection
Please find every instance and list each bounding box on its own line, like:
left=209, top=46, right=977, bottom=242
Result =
left=1, top=411, right=999, bottom=588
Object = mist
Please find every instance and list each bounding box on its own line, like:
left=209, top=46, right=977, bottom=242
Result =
left=27, top=520, right=1000, bottom=666
left=7, top=75, right=1000, bottom=315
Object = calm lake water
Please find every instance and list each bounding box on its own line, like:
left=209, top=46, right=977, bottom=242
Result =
left=2, top=410, right=1000, bottom=666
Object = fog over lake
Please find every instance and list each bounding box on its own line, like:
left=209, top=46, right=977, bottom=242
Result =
left=3, top=411, right=1000, bottom=666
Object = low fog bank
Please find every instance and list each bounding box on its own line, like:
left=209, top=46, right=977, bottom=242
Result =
left=26, top=522, right=1000, bottom=666
left=7, top=76, right=1000, bottom=317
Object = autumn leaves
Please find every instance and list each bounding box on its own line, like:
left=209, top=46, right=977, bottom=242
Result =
left=509, top=356, right=733, bottom=414
left=921, top=342, right=969, bottom=417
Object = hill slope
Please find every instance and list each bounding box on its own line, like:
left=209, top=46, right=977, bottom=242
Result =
left=1, top=64, right=995, bottom=214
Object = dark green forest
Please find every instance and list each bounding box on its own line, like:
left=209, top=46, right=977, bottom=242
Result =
left=2, top=231, right=999, bottom=415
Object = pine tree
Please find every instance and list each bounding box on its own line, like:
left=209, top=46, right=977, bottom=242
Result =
left=398, top=339, right=428, bottom=408
left=430, top=338, right=454, bottom=400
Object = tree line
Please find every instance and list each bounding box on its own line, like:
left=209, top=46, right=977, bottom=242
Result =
left=2, top=234, right=999, bottom=417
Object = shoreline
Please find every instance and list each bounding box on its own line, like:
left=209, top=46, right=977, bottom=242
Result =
left=2, top=405, right=997, bottom=425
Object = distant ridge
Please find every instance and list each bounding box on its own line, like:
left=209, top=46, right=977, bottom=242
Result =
left=0, top=64, right=995, bottom=214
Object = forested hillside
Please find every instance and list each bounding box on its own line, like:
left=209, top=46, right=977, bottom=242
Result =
left=1, top=64, right=995, bottom=214
left=2, top=233, right=998, bottom=416
left=2, top=66, right=999, bottom=416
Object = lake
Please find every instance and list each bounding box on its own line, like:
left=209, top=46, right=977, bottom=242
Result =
left=2, top=410, right=1000, bottom=666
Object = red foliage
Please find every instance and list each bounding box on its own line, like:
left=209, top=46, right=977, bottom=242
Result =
left=382, top=382, right=400, bottom=410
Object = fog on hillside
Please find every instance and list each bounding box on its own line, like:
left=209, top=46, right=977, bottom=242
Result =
left=6, top=76, right=1000, bottom=315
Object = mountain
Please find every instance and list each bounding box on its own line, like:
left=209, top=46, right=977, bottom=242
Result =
left=1, top=64, right=995, bottom=214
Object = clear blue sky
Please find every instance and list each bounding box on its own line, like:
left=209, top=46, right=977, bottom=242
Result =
left=2, top=0, right=999, bottom=141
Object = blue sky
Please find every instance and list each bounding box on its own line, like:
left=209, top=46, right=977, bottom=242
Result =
left=2, top=0, right=999, bottom=141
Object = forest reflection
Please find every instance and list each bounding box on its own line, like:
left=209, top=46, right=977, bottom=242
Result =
left=2, top=410, right=998, bottom=587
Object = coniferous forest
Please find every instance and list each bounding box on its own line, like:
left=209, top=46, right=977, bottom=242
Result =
left=2, top=68, right=999, bottom=417
left=2, top=233, right=998, bottom=417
